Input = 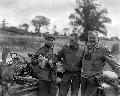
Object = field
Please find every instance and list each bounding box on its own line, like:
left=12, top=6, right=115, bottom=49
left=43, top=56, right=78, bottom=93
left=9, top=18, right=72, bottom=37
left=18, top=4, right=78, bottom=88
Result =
left=0, top=30, right=120, bottom=69
left=0, top=31, right=120, bottom=96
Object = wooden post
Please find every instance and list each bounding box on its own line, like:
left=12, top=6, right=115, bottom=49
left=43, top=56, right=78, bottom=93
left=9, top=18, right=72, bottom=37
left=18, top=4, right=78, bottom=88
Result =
left=2, top=47, right=10, bottom=64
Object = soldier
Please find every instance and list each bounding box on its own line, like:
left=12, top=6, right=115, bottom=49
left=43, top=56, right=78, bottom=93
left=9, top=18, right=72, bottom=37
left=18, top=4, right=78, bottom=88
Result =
left=32, top=34, right=58, bottom=96
left=58, top=33, right=84, bottom=96
left=81, top=31, right=120, bottom=96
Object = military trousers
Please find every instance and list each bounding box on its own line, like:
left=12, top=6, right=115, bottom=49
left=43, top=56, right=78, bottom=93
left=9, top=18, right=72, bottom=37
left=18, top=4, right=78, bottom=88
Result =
left=38, top=80, right=57, bottom=96
left=81, top=76, right=99, bottom=96
left=59, top=71, right=81, bottom=96
left=81, top=75, right=119, bottom=96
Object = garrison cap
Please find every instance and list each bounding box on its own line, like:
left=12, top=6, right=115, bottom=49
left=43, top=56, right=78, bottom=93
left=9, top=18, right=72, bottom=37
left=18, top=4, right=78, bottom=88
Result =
left=45, top=34, right=55, bottom=40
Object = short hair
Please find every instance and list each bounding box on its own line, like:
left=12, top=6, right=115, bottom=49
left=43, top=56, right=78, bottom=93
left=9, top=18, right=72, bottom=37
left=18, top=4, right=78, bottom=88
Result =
left=88, top=31, right=98, bottom=37
left=70, top=33, right=79, bottom=40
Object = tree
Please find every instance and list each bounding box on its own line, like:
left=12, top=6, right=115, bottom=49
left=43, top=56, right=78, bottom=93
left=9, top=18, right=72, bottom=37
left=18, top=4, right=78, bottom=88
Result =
left=44, top=25, right=49, bottom=33
left=43, top=32, right=49, bottom=37
left=111, top=43, right=119, bottom=55
left=69, top=0, right=111, bottom=42
left=53, top=25, right=57, bottom=33
left=22, top=23, right=29, bottom=32
left=110, top=36, right=119, bottom=41
left=64, top=32, right=67, bottom=36
left=18, top=25, right=22, bottom=30
left=53, top=25, right=59, bottom=36
left=63, top=27, right=70, bottom=36
left=53, top=31, right=59, bottom=36
left=1, top=19, right=8, bottom=31
left=7, top=26, right=20, bottom=34
left=31, top=16, right=50, bottom=35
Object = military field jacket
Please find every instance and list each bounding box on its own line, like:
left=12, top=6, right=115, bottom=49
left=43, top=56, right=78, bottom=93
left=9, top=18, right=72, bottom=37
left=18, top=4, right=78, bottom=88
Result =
left=82, top=44, right=120, bottom=78
left=58, top=44, right=84, bottom=72
left=32, top=44, right=58, bottom=81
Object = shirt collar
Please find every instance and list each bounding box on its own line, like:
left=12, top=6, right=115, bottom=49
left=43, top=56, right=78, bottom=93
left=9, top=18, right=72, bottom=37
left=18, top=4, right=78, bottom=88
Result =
left=70, top=43, right=79, bottom=50
left=87, top=42, right=101, bottom=50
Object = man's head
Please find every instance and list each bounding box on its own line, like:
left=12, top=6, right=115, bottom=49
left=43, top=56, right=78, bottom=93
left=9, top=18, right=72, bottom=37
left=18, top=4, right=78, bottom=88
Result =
left=45, top=34, right=55, bottom=47
left=88, top=31, right=99, bottom=46
left=69, top=33, right=78, bottom=47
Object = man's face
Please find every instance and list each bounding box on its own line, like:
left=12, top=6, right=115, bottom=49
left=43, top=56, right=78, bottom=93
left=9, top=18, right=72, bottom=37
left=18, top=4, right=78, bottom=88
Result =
left=88, top=32, right=98, bottom=46
left=69, top=36, right=78, bottom=47
left=45, top=38, right=54, bottom=47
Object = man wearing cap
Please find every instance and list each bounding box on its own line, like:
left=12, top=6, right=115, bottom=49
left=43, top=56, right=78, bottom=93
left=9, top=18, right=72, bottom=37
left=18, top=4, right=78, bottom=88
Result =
left=81, top=31, right=120, bottom=96
left=32, top=34, right=58, bottom=96
left=58, top=33, right=84, bottom=96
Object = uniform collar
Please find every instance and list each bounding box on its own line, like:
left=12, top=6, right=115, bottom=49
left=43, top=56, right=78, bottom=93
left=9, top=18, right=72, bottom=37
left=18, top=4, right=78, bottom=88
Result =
left=44, top=44, right=51, bottom=52
left=87, top=42, right=101, bottom=50
left=45, top=44, right=51, bottom=48
left=70, top=43, right=79, bottom=50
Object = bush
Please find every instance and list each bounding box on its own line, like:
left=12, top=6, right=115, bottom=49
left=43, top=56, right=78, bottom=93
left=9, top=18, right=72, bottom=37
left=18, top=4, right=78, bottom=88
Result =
left=7, top=27, right=21, bottom=34
left=111, top=43, right=119, bottom=54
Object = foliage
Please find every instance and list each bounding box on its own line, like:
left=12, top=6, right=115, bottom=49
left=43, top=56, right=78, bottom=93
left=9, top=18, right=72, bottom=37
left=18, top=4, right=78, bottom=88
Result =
left=63, top=27, right=70, bottom=36
left=69, top=0, right=111, bottom=42
left=31, top=16, right=50, bottom=35
left=110, top=36, right=119, bottom=41
left=42, top=32, right=49, bottom=37
left=52, top=25, right=59, bottom=36
left=63, top=32, right=67, bottom=36
left=53, top=31, right=59, bottom=36
left=111, top=43, right=119, bottom=55
left=0, top=19, right=8, bottom=31
left=22, top=23, right=29, bottom=32
left=7, top=27, right=20, bottom=34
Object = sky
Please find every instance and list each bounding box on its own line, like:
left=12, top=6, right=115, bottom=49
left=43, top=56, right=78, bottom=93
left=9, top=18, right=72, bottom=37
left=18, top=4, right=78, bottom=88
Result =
left=0, top=0, right=120, bottom=37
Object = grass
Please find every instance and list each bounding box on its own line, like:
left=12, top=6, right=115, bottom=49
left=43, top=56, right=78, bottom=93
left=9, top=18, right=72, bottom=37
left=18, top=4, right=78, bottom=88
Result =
left=0, top=32, right=44, bottom=52
left=0, top=31, right=69, bottom=52
left=0, top=30, right=119, bottom=53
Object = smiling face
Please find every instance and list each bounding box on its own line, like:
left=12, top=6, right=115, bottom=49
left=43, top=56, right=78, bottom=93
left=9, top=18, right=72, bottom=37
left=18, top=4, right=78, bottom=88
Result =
left=69, top=35, right=78, bottom=47
left=88, top=31, right=99, bottom=46
left=45, top=38, right=55, bottom=47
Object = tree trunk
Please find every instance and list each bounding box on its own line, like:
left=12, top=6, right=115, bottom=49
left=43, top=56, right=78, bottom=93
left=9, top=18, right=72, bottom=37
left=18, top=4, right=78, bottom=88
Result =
left=38, top=26, right=41, bottom=36
left=84, top=28, right=89, bottom=45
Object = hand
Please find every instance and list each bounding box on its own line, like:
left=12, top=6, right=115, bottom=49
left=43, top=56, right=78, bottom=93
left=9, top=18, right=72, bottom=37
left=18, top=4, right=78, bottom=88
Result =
left=56, top=77, right=62, bottom=83
left=56, top=62, right=64, bottom=73
left=38, top=55, right=48, bottom=68
left=49, top=59, right=53, bottom=64
left=49, top=60, right=54, bottom=67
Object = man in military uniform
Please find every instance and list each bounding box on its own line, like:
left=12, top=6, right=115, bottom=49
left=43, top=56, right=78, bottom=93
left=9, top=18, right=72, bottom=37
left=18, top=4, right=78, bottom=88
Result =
left=58, top=33, right=84, bottom=96
left=81, top=31, right=120, bottom=96
left=32, top=34, right=58, bottom=96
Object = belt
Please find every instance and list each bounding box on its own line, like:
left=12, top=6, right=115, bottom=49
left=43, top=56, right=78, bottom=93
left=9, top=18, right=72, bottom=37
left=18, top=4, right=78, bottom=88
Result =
left=82, top=72, right=103, bottom=79
left=65, top=70, right=81, bottom=73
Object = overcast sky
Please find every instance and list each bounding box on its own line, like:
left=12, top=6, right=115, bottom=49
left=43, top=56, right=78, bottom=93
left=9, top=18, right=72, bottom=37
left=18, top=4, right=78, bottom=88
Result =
left=0, top=0, right=120, bottom=37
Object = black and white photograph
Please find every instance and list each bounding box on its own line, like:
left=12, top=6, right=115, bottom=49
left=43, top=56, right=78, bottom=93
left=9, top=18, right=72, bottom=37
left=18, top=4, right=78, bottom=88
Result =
left=0, top=0, right=120, bottom=96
